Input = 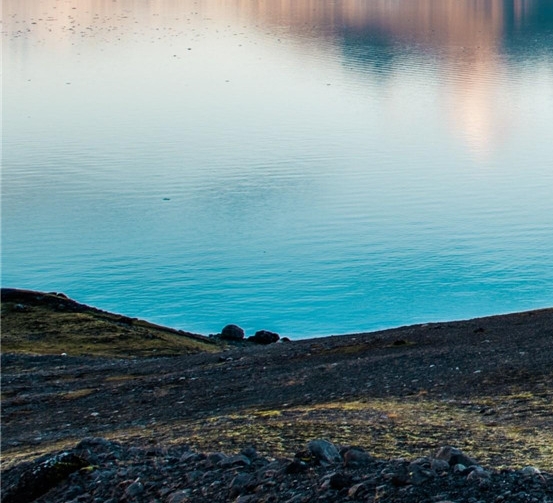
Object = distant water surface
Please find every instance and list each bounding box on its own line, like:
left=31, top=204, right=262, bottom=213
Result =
left=3, top=0, right=553, bottom=338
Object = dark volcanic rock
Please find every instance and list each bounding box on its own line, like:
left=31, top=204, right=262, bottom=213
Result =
left=342, top=446, right=373, bottom=467
left=435, top=445, right=478, bottom=467
left=1, top=441, right=552, bottom=503
left=248, top=330, right=280, bottom=344
left=306, top=439, right=342, bottom=466
left=220, top=324, right=245, bottom=341
left=1, top=452, right=89, bottom=503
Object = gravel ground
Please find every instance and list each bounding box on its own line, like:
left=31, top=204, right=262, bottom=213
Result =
left=2, top=295, right=552, bottom=502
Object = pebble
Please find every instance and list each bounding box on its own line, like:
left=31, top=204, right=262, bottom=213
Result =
left=124, top=479, right=144, bottom=497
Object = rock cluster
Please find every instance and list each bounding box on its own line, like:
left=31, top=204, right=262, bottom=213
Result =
left=216, top=325, right=280, bottom=344
left=2, top=438, right=551, bottom=503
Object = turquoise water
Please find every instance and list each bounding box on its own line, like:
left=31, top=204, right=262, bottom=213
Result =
left=3, top=0, right=553, bottom=338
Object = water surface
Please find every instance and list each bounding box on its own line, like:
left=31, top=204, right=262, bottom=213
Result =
left=3, top=0, right=553, bottom=338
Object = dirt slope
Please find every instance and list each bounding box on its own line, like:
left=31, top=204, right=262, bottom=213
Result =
left=2, top=290, right=553, bottom=475
left=1, top=288, right=219, bottom=357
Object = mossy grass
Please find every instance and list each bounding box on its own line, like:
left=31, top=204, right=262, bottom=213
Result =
left=160, top=393, right=553, bottom=471
left=1, top=289, right=220, bottom=357
left=6, top=392, right=549, bottom=471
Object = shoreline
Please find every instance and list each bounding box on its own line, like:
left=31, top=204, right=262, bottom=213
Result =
left=2, top=287, right=552, bottom=344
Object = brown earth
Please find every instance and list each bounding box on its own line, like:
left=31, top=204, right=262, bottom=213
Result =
left=2, top=288, right=553, bottom=474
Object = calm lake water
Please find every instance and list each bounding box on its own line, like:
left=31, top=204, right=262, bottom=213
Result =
left=3, top=0, right=553, bottom=339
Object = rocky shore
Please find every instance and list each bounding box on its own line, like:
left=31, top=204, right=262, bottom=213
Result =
left=2, top=289, right=553, bottom=502
left=2, top=437, right=552, bottom=503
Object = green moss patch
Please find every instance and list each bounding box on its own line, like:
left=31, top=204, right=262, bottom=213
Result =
left=1, top=289, right=220, bottom=357
left=150, top=394, right=553, bottom=471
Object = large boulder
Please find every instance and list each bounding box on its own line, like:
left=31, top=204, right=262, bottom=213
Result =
left=220, top=324, right=245, bottom=341
left=248, top=330, right=280, bottom=345
left=1, top=452, right=89, bottom=503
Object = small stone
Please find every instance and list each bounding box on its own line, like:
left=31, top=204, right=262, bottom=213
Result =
left=431, top=459, right=450, bottom=473
left=75, top=438, right=121, bottom=463
left=307, top=439, right=342, bottom=466
left=285, top=459, right=308, bottom=474
left=180, top=451, right=205, bottom=463
left=218, top=454, right=251, bottom=468
left=235, top=496, right=258, bottom=503
left=65, top=484, right=84, bottom=499
left=229, top=473, right=253, bottom=498
left=124, top=480, right=144, bottom=497
left=343, top=446, right=372, bottom=467
left=184, top=470, right=203, bottom=484
left=409, top=456, right=432, bottom=468
left=453, top=463, right=468, bottom=474
left=328, top=471, right=352, bottom=490
left=166, top=490, right=191, bottom=503
left=240, top=446, right=258, bottom=459
left=434, top=446, right=477, bottom=467
left=207, top=452, right=227, bottom=464
left=409, top=463, right=435, bottom=485
left=466, top=466, right=491, bottom=482
left=388, top=464, right=410, bottom=486
left=520, top=466, right=541, bottom=477
left=348, top=482, right=373, bottom=498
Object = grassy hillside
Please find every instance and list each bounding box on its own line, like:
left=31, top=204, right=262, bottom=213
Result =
left=1, top=288, right=220, bottom=357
